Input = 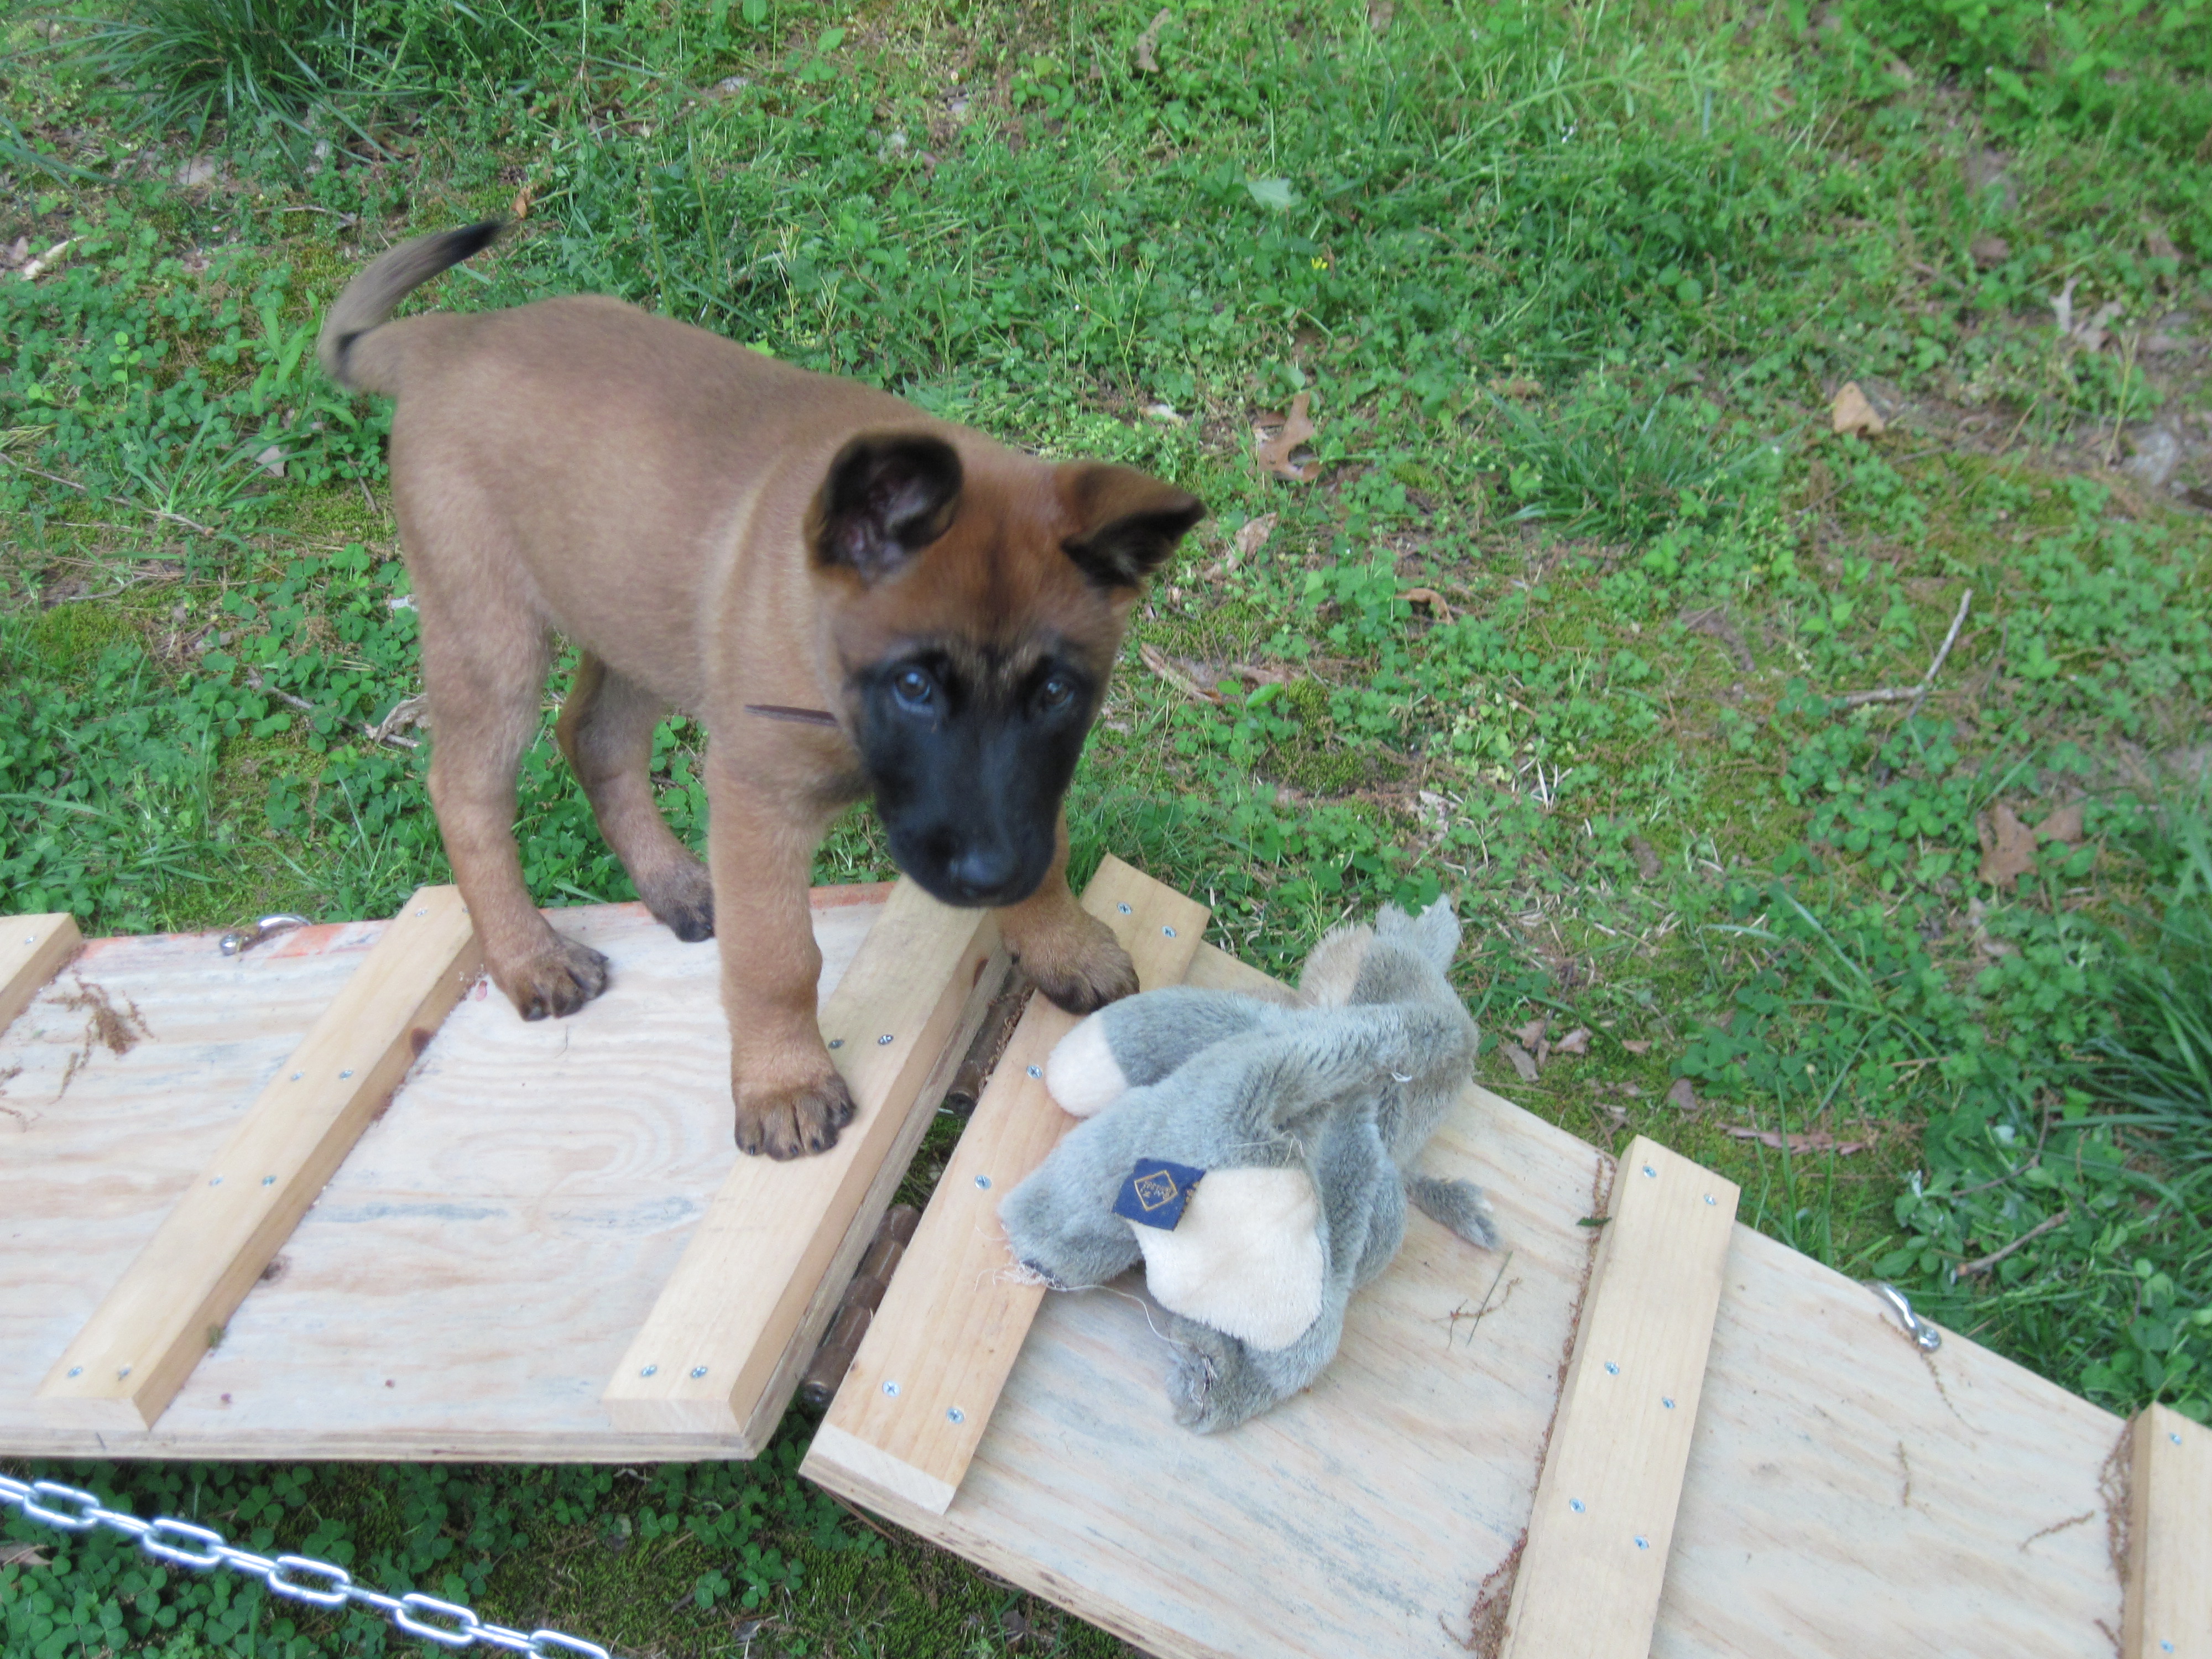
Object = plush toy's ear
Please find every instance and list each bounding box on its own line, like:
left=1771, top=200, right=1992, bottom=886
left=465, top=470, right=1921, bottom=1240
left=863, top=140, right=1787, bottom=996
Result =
left=1297, top=923, right=1373, bottom=1008
left=1374, top=896, right=1462, bottom=974
left=1136, top=1169, right=1326, bottom=1351
left=1044, top=1014, right=1128, bottom=1119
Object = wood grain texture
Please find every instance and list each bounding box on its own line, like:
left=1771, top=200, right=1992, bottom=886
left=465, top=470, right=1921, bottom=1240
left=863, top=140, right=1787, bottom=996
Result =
left=602, top=878, right=1000, bottom=1438
left=805, top=856, right=1209, bottom=1514
left=1501, top=1136, right=1739, bottom=1659
left=2123, top=1403, right=2211, bottom=1659
left=0, top=914, right=81, bottom=1036
left=0, top=889, right=890, bottom=1459
left=809, top=940, right=2130, bottom=1659
left=34, top=889, right=481, bottom=1431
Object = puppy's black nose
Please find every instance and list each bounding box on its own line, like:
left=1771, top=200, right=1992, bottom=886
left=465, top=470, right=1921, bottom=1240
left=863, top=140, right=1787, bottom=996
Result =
left=947, top=844, right=1018, bottom=900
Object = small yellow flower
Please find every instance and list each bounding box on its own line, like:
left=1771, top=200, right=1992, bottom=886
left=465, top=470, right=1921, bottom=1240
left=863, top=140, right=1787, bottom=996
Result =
left=1311, top=255, right=1330, bottom=270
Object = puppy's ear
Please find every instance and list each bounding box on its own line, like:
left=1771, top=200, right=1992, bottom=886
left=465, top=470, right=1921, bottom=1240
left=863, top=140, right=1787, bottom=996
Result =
left=808, top=433, right=964, bottom=582
left=1058, top=463, right=1206, bottom=589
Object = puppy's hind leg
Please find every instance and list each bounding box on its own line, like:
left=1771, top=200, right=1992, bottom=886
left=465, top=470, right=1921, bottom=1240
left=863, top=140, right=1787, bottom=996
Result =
left=557, top=653, right=714, bottom=941
left=420, top=607, right=610, bottom=1019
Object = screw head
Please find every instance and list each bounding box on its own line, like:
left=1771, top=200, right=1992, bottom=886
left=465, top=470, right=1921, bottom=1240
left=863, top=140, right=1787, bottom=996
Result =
left=1704, top=1193, right=1717, bottom=1204
left=2172, top=1432, right=2184, bottom=1446
left=1118, top=902, right=1132, bottom=914
left=1642, top=1165, right=1657, bottom=1178
left=67, top=1366, right=82, bottom=1379
left=290, top=1071, right=303, bottom=1082
left=947, top=1407, right=964, bottom=1423
left=262, top=1175, right=275, bottom=1186
left=883, top=1380, right=900, bottom=1397
left=640, top=1364, right=658, bottom=1377
left=1635, top=1535, right=1650, bottom=1550
left=118, top=1365, right=132, bottom=1379
left=1026, top=1065, right=1042, bottom=1078
left=828, top=1038, right=843, bottom=1049
left=1604, top=1361, right=1619, bottom=1375
left=1568, top=1498, right=1585, bottom=1514
left=416, top=907, right=427, bottom=916
left=1162, top=924, right=1176, bottom=937
left=1662, top=1396, right=1676, bottom=1408
left=975, top=1175, right=992, bottom=1190
left=877, top=1033, right=894, bottom=1046
left=690, top=1366, right=708, bottom=1379
left=340, top=1068, right=353, bottom=1079
left=209, top=1176, right=223, bottom=1186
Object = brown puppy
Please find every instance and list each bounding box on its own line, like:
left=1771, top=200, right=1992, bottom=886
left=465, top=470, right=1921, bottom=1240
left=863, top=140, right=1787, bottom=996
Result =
left=319, top=223, right=1202, bottom=1159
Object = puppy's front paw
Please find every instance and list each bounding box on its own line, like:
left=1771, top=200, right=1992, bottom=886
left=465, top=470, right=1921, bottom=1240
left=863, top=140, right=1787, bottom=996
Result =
left=640, top=859, right=715, bottom=943
left=1012, top=910, right=1139, bottom=1015
left=498, top=935, right=612, bottom=1020
left=734, top=1071, right=857, bottom=1160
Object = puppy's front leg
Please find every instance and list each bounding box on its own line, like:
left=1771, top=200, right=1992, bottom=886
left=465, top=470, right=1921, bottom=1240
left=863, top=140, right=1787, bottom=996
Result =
left=707, top=764, right=853, bottom=1159
left=993, top=811, right=1138, bottom=1014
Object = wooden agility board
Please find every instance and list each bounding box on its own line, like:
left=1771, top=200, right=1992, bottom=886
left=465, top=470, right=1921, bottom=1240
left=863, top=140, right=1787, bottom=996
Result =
left=806, top=942, right=2135, bottom=1659
left=0, top=882, right=1000, bottom=1460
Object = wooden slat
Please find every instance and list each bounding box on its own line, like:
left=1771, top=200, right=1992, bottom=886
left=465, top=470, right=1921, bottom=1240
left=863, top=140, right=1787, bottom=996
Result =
left=1501, top=1135, right=1740, bottom=1659
left=34, top=888, right=480, bottom=1431
left=805, top=855, right=1208, bottom=1515
left=2124, top=1402, right=2212, bottom=1659
left=0, top=912, right=81, bottom=1034
left=602, top=879, right=999, bottom=1436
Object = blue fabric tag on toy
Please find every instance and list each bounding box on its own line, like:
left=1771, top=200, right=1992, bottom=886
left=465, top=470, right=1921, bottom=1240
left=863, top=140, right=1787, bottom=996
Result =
left=1114, top=1158, right=1206, bottom=1230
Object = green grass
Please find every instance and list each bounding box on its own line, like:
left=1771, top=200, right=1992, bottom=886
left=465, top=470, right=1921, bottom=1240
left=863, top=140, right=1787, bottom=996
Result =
left=3, top=0, right=2211, bottom=1653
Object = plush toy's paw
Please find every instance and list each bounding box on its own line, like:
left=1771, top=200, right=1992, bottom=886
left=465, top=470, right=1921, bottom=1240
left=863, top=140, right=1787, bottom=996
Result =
left=1407, top=1173, right=1500, bottom=1248
left=1164, top=1318, right=1285, bottom=1434
left=1043, top=1012, right=1128, bottom=1118
left=1136, top=1167, right=1325, bottom=1351
left=998, top=1152, right=1144, bottom=1289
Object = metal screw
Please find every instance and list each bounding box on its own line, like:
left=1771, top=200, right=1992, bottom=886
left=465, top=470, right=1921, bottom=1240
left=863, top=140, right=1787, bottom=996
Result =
left=67, top=1366, right=82, bottom=1379
left=1604, top=1361, right=1619, bottom=1375
left=1662, top=1397, right=1676, bottom=1409
left=22, top=935, right=34, bottom=945
left=1643, top=1165, right=1657, bottom=1178
left=262, top=1176, right=275, bottom=1186
left=1026, top=1065, right=1042, bottom=1078
left=1162, top=925, right=1176, bottom=937
left=690, top=1366, right=708, bottom=1379
left=2159, top=1644, right=2173, bottom=1655
left=1118, top=902, right=1132, bottom=915
left=947, top=1407, right=964, bottom=1423
left=118, top=1366, right=132, bottom=1379
left=639, top=1364, right=658, bottom=1378
left=1635, top=1536, right=1650, bottom=1550
left=209, top=1176, right=223, bottom=1186
left=2171, top=1432, right=2184, bottom=1446
left=1568, top=1498, right=1585, bottom=1514
left=828, top=1039, right=843, bottom=1049
left=883, top=1380, right=900, bottom=1397
left=290, top=1072, right=303, bottom=1082
left=339, top=1069, right=353, bottom=1079
left=1704, top=1194, right=1717, bottom=1205
left=415, top=908, right=426, bottom=917
left=877, top=1034, right=894, bottom=1046
left=975, top=1175, right=992, bottom=1190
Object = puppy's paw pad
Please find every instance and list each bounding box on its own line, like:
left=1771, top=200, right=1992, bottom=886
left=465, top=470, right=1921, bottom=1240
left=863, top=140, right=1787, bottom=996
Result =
left=734, top=1072, right=858, bottom=1160
left=1020, top=928, right=1139, bottom=1016
left=641, top=862, right=715, bottom=943
left=505, top=937, right=612, bottom=1020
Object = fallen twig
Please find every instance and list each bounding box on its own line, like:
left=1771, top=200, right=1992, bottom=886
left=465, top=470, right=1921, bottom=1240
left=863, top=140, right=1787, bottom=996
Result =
left=1835, top=587, right=1973, bottom=713
left=0, top=450, right=220, bottom=538
left=1957, top=1209, right=2068, bottom=1278
left=245, top=669, right=422, bottom=751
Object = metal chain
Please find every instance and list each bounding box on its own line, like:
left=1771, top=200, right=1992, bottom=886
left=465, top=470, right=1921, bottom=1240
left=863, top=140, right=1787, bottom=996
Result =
left=1, top=1472, right=608, bottom=1658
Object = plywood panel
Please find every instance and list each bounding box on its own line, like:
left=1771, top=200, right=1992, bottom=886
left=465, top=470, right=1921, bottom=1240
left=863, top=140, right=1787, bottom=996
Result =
left=810, top=940, right=2131, bottom=1659
left=807, top=857, right=1209, bottom=1513
left=0, top=888, right=895, bottom=1459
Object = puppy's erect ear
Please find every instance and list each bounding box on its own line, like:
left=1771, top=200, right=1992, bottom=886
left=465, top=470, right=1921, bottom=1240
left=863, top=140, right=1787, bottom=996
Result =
left=807, top=432, right=964, bottom=583
left=1059, top=463, right=1206, bottom=589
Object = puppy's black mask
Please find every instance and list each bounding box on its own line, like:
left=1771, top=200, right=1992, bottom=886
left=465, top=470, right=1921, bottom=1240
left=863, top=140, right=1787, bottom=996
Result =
left=854, top=644, right=1097, bottom=908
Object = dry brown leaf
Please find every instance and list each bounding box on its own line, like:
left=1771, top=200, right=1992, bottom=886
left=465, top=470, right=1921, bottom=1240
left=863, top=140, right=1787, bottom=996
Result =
left=2034, top=801, right=2086, bottom=845
left=1139, top=641, right=1223, bottom=705
left=1666, top=1077, right=1698, bottom=1113
left=2147, top=226, right=2180, bottom=264
left=510, top=181, right=535, bottom=221
left=1627, top=836, right=1662, bottom=881
left=1500, top=1042, right=1540, bottom=1084
left=1512, top=1015, right=1548, bottom=1049
left=1368, top=0, right=1396, bottom=30
left=1725, top=1126, right=1874, bottom=1156
left=1, top=1541, right=54, bottom=1567
left=1970, top=234, right=2011, bottom=269
left=1254, top=391, right=1320, bottom=481
left=1552, top=1026, right=1592, bottom=1057
left=1622, top=1039, right=1652, bottom=1056
left=1399, top=586, right=1455, bottom=618
left=1232, top=512, right=1279, bottom=565
left=1977, top=802, right=2038, bottom=889
left=1133, top=7, right=1172, bottom=73
left=1831, top=381, right=1886, bottom=439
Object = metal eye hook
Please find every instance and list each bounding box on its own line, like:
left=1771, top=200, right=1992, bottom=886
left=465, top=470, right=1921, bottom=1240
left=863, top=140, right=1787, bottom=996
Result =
left=1867, top=1281, right=1943, bottom=1353
left=220, top=914, right=311, bottom=957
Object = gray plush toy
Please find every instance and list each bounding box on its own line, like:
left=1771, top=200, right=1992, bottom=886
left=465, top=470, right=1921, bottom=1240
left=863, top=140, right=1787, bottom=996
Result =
left=998, top=898, right=1498, bottom=1432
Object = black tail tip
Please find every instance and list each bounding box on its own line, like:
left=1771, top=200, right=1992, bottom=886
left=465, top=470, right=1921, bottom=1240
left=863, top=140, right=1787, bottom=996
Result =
left=447, top=219, right=506, bottom=261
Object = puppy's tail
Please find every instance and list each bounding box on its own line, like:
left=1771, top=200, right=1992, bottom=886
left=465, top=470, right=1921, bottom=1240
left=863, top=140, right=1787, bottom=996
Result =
left=318, top=220, right=504, bottom=393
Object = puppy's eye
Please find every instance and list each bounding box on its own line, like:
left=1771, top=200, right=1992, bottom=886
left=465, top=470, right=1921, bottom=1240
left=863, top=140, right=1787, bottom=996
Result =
left=892, top=667, right=936, bottom=711
left=1038, top=675, right=1076, bottom=713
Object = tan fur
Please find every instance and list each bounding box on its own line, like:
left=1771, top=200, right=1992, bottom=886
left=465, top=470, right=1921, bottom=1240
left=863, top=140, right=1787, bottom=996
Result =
left=325, top=227, right=1193, bottom=1159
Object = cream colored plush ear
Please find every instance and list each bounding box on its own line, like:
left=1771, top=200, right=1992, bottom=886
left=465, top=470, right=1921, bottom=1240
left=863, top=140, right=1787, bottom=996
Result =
left=1135, top=1168, right=1326, bottom=1352
left=1043, top=1014, right=1128, bottom=1118
left=1297, top=923, right=1374, bottom=1008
